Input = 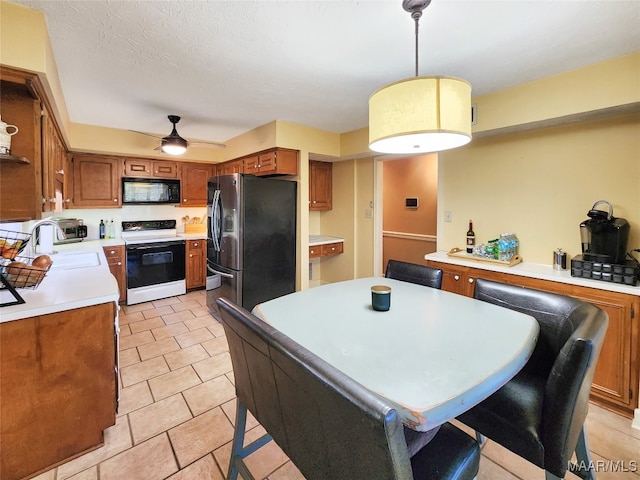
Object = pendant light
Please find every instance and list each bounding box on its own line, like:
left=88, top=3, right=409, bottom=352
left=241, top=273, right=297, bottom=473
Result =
left=368, top=0, right=472, bottom=154
left=161, top=116, right=188, bottom=155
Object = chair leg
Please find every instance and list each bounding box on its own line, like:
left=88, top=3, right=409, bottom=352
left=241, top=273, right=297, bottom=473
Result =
left=227, top=398, right=273, bottom=480
left=573, top=426, right=596, bottom=480
left=545, top=472, right=562, bottom=480
left=474, top=431, right=487, bottom=449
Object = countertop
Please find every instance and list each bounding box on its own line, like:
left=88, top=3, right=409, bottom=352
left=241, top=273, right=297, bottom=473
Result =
left=425, top=251, right=640, bottom=297
left=309, top=235, right=344, bottom=246
left=0, top=240, right=121, bottom=323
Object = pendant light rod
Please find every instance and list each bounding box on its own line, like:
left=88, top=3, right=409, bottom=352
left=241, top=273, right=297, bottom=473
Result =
left=402, top=0, right=431, bottom=77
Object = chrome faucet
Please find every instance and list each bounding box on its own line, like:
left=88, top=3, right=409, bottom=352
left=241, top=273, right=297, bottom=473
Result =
left=27, top=219, right=66, bottom=257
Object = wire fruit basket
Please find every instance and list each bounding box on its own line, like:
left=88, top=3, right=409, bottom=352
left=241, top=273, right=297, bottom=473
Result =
left=0, top=230, right=47, bottom=307
left=0, top=229, right=31, bottom=260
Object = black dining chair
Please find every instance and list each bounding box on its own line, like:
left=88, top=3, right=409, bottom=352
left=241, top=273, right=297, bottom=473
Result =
left=456, top=279, right=609, bottom=480
left=385, top=259, right=443, bottom=289
left=216, top=297, right=480, bottom=480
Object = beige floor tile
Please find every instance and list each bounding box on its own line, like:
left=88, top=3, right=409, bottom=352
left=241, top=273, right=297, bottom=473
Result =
left=174, top=327, right=214, bottom=348
left=171, top=300, right=202, bottom=312
left=184, top=314, right=220, bottom=331
left=142, top=305, right=176, bottom=319
left=65, top=466, right=98, bottom=480
left=119, top=347, right=141, bottom=368
left=119, top=330, right=155, bottom=351
left=118, top=381, right=154, bottom=416
left=480, top=439, right=543, bottom=479
left=129, top=316, right=166, bottom=334
left=122, top=302, right=155, bottom=314
left=119, top=324, right=132, bottom=337
left=129, top=393, right=192, bottom=445
left=152, top=321, right=189, bottom=341
left=586, top=416, right=640, bottom=471
left=190, top=306, right=214, bottom=317
left=120, top=355, right=170, bottom=387
left=148, top=365, right=202, bottom=401
left=477, top=456, right=520, bottom=480
left=193, top=352, right=233, bottom=382
left=268, top=461, right=305, bottom=480
left=196, top=296, right=209, bottom=307
left=153, top=296, right=183, bottom=307
left=167, top=454, right=225, bottom=480
left=119, top=311, right=145, bottom=325
left=163, top=309, right=196, bottom=325
left=56, top=415, right=132, bottom=480
left=31, top=469, right=55, bottom=480
left=177, top=290, right=206, bottom=302
left=164, top=344, right=210, bottom=370
left=183, top=376, right=236, bottom=416
left=169, top=407, right=235, bottom=469
left=100, top=433, right=179, bottom=480
left=137, top=336, right=181, bottom=361
left=201, top=336, right=229, bottom=357
left=207, top=322, right=225, bottom=337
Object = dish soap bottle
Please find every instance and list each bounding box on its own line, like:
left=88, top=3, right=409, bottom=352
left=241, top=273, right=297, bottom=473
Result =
left=99, top=219, right=105, bottom=239
left=466, top=220, right=475, bottom=254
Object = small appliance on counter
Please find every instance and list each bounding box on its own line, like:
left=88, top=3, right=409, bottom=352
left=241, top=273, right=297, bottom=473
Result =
left=52, top=218, right=87, bottom=244
left=572, top=200, right=637, bottom=285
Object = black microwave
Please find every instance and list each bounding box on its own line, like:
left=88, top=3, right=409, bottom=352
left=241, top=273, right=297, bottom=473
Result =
left=122, top=177, right=181, bottom=204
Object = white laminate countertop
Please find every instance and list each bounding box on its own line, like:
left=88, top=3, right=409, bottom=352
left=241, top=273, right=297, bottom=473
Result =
left=0, top=240, right=121, bottom=323
left=309, top=235, right=344, bottom=246
left=425, top=251, right=640, bottom=297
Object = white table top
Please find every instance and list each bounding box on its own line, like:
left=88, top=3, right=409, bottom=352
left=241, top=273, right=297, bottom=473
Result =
left=253, top=277, right=539, bottom=431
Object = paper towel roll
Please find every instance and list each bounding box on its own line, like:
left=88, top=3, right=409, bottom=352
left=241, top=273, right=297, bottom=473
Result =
left=39, top=224, right=55, bottom=255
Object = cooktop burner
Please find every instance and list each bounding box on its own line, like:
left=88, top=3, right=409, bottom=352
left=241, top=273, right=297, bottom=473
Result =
left=121, top=219, right=181, bottom=245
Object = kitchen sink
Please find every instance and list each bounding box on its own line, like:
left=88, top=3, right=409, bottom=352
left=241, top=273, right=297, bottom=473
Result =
left=49, top=251, right=101, bottom=270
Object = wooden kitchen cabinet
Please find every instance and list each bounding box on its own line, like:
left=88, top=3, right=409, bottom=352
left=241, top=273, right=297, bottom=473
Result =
left=426, top=258, right=640, bottom=417
left=124, top=158, right=178, bottom=178
left=309, top=160, right=332, bottom=210
left=186, top=239, right=206, bottom=289
left=103, top=245, right=126, bottom=303
left=0, top=68, right=44, bottom=221
left=218, top=158, right=244, bottom=175
left=180, top=162, right=214, bottom=206
left=243, top=148, right=298, bottom=176
left=41, top=106, right=69, bottom=212
left=70, top=153, right=123, bottom=208
left=309, top=241, right=343, bottom=259
left=0, top=302, right=117, bottom=480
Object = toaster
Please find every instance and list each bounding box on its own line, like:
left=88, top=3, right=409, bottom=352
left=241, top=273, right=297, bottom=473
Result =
left=53, top=218, right=87, bottom=244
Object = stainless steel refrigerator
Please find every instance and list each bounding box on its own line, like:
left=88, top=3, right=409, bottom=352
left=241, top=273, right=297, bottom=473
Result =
left=206, top=173, right=297, bottom=317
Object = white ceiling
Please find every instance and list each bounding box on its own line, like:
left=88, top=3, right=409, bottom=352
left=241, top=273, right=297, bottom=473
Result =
left=8, top=0, right=640, bottom=146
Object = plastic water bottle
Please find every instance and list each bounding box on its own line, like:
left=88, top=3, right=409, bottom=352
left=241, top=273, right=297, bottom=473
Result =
left=498, top=234, right=509, bottom=261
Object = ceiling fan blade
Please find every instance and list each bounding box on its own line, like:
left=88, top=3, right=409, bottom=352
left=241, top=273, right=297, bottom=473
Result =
left=129, top=130, right=163, bottom=139
left=188, top=140, right=227, bottom=149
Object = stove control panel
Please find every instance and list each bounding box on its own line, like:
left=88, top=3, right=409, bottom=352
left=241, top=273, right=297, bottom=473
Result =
left=122, top=220, right=177, bottom=232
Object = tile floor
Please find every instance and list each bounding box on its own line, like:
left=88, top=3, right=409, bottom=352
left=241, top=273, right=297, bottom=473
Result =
left=32, top=289, right=639, bottom=480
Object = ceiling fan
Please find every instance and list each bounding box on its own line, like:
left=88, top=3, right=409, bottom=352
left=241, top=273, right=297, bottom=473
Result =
left=129, top=115, right=226, bottom=155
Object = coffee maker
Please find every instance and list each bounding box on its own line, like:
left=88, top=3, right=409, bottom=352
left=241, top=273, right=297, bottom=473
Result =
left=579, top=200, right=629, bottom=264
left=572, top=200, right=637, bottom=286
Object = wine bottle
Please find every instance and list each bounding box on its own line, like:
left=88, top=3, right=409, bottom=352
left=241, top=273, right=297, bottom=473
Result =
left=466, top=220, right=475, bottom=254
left=99, top=219, right=105, bottom=239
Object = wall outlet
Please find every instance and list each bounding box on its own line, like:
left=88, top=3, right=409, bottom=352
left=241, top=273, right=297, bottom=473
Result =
left=444, top=211, right=453, bottom=222
left=365, top=209, right=373, bottom=218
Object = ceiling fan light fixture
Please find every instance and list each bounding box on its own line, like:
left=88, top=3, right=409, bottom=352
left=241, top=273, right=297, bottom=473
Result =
left=368, top=0, right=472, bottom=154
left=161, top=137, right=187, bottom=155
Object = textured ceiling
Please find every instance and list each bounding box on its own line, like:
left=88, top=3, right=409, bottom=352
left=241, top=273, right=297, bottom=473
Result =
left=8, top=0, right=640, bottom=146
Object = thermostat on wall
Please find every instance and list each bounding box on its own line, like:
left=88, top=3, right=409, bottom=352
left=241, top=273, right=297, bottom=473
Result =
left=405, top=197, right=419, bottom=208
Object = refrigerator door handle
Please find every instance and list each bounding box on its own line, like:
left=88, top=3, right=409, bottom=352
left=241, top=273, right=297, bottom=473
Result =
left=211, top=189, right=222, bottom=252
left=207, top=264, right=235, bottom=279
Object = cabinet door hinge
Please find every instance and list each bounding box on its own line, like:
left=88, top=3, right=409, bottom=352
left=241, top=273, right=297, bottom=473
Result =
left=630, top=388, right=633, bottom=400
left=631, top=305, right=635, bottom=319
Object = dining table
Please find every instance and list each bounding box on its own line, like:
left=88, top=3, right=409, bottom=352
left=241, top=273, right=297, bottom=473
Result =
left=252, top=276, right=540, bottom=432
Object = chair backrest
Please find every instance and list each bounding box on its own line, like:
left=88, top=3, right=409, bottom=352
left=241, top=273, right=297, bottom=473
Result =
left=217, top=297, right=415, bottom=480
left=473, top=279, right=608, bottom=474
left=385, top=260, right=443, bottom=289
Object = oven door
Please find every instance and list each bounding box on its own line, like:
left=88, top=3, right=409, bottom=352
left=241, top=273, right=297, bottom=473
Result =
left=126, top=240, right=186, bottom=289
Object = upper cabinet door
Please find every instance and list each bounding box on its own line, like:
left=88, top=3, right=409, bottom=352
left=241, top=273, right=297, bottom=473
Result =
left=309, top=160, right=332, bottom=211
left=124, top=159, right=178, bottom=178
left=71, top=154, right=123, bottom=208
left=181, top=162, right=214, bottom=207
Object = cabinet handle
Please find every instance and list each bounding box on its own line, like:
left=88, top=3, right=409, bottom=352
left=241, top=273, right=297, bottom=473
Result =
left=194, top=242, right=199, bottom=247
left=64, top=199, right=71, bottom=203
left=310, top=249, right=315, bottom=254
left=55, top=169, right=64, bottom=175
left=49, top=198, right=56, bottom=203
left=331, top=247, right=335, bottom=251
left=189, top=254, right=193, bottom=257
left=113, top=199, right=118, bottom=202
left=183, top=199, right=187, bottom=202
left=312, top=200, right=317, bottom=204
left=468, top=278, right=474, bottom=284
left=117, top=262, right=122, bottom=266
left=454, top=275, right=460, bottom=281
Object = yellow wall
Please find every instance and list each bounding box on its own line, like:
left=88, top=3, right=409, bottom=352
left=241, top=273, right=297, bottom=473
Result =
left=355, top=157, right=375, bottom=278
left=439, top=114, right=640, bottom=264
